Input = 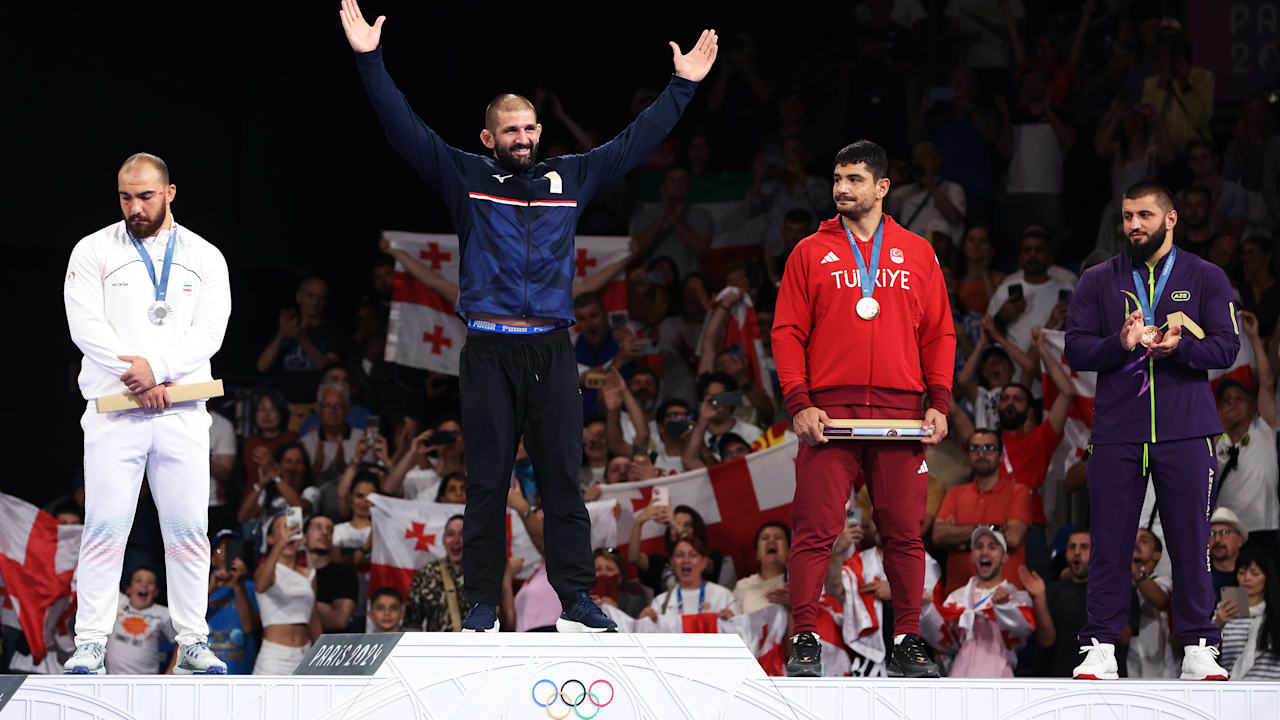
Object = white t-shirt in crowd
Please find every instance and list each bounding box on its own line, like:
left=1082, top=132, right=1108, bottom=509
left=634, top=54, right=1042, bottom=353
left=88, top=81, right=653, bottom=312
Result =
left=403, top=466, right=442, bottom=502
left=887, top=180, right=967, bottom=244
left=732, top=572, right=786, bottom=616
left=1215, top=415, right=1280, bottom=533
left=107, top=594, right=175, bottom=675
left=987, top=271, right=1076, bottom=352
left=333, top=522, right=372, bottom=548
left=209, top=411, right=236, bottom=507
left=649, top=581, right=737, bottom=616
left=1129, top=573, right=1178, bottom=679
left=1007, top=123, right=1064, bottom=194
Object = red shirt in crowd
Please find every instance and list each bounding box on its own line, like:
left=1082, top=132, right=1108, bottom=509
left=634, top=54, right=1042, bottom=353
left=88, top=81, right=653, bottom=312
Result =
left=936, top=475, right=1034, bottom=597
left=999, top=422, right=1063, bottom=526
left=772, top=214, right=956, bottom=416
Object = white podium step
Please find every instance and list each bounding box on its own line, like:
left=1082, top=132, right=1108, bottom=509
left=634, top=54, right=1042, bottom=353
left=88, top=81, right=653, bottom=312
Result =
left=3, top=633, right=1278, bottom=720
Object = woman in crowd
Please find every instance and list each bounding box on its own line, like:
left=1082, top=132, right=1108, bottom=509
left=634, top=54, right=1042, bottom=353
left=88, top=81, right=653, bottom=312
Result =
left=953, top=226, right=1006, bottom=314
left=403, top=515, right=466, bottom=631
left=243, top=390, right=298, bottom=485
left=639, top=536, right=736, bottom=620
left=333, top=474, right=378, bottom=630
left=434, top=471, right=467, bottom=504
left=237, top=442, right=317, bottom=548
left=1239, top=235, right=1280, bottom=341
left=733, top=521, right=790, bottom=615
left=628, top=503, right=727, bottom=595
left=590, top=547, right=649, bottom=618
left=1216, top=546, right=1280, bottom=679
left=578, top=415, right=609, bottom=497
left=252, top=513, right=318, bottom=674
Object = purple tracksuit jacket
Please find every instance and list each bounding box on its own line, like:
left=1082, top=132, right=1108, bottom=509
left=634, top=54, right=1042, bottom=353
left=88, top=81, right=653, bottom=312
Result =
left=1065, top=249, right=1240, bottom=445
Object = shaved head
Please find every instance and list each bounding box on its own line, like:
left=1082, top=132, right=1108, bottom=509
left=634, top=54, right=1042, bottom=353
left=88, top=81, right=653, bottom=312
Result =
left=485, top=94, right=535, bottom=132
left=119, top=152, right=170, bottom=185
left=1123, top=180, right=1173, bottom=213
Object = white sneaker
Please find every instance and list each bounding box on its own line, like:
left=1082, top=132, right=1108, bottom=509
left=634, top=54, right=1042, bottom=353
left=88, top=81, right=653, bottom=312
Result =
left=1072, top=638, right=1119, bottom=680
left=173, top=641, right=228, bottom=675
left=1181, top=639, right=1229, bottom=680
left=63, top=642, right=106, bottom=675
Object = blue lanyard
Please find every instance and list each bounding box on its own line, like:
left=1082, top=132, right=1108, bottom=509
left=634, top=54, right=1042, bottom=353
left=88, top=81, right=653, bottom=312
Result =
left=1130, top=246, right=1177, bottom=327
left=839, top=216, right=885, bottom=300
left=676, top=581, right=705, bottom=614
left=128, top=225, right=179, bottom=303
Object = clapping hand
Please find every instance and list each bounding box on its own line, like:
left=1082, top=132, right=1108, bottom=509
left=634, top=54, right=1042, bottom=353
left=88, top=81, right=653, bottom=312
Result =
left=671, top=29, right=719, bottom=83
left=1018, top=566, right=1046, bottom=598
left=992, top=585, right=1011, bottom=605
left=1121, top=310, right=1146, bottom=351
left=339, top=0, right=385, bottom=53
left=1147, top=325, right=1181, bottom=359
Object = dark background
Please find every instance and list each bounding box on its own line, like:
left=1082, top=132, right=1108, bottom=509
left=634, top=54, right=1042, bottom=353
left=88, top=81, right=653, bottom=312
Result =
left=1, top=1, right=1202, bottom=505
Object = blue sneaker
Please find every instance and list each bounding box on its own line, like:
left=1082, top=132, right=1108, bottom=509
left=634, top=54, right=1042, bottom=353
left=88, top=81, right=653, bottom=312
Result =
left=556, top=591, right=618, bottom=633
left=461, top=602, right=500, bottom=632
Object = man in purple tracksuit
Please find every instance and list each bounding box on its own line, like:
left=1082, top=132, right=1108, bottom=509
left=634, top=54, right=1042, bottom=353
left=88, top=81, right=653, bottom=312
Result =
left=1064, top=181, right=1237, bottom=681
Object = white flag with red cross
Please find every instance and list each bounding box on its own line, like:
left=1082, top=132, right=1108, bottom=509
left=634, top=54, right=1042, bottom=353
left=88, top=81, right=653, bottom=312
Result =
left=598, top=439, right=798, bottom=588
left=0, top=492, right=81, bottom=664
left=367, top=493, right=619, bottom=602
left=600, top=603, right=789, bottom=675
left=382, top=231, right=630, bottom=375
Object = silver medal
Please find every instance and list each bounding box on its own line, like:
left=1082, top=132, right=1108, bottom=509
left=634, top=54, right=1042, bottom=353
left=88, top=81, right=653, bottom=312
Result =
left=856, top=297, right=880, bottom=320
left=147, top=301, right=174, bottom=326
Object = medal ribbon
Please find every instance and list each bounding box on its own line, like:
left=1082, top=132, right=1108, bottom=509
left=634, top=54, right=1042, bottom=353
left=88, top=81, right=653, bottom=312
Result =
left=1130, top=246, right=1177, bottom=327
left=676, top=581, right=705, bottom=615
left=128, top=225, right=178, bottom=303
left=840, top=216, right=885, bottom=301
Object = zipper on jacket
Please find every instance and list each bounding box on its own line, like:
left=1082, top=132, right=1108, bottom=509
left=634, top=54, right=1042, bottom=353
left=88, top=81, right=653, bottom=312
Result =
left=1147, top=265, right=1157, bottom=443
left=522, top=177, right=532, bottom=316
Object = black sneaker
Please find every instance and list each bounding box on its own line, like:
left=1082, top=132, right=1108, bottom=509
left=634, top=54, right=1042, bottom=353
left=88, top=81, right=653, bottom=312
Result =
left=786, top=631, right=823, bottom=677
left=556, top=591, right=618, bottom=633
left=461, top=603, right=500, bottom=632
left=886, top=633, right=941, bottom=678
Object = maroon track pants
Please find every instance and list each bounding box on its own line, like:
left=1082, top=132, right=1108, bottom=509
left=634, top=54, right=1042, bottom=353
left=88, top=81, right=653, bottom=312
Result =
left=789, top=405, right=928, bottom=635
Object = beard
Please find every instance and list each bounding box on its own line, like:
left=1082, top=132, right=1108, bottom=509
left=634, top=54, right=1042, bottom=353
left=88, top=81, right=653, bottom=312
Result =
left=125, top=202, right=168, bottom=239
left=495, top=140, right=538, bottom=174
left=836, top=193, right=877, bottom=221
left=972, top=457, right=998, bottom=476
left=999, top=407, right=1028, bottom=432
left=633, top=391, right=658, bottom=416
left=1127, top=223, right=1167, bottom=263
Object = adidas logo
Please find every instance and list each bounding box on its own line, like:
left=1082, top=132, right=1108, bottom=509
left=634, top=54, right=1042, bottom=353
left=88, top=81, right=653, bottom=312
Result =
left=918, top=460, right=929, bottom=474
left=819, top=251, right=840, bottom=264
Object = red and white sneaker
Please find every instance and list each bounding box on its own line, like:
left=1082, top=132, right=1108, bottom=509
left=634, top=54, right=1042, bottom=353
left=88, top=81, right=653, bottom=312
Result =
left=1072, top=638, right=1119, bottom=680
left=1180, top=639, right=1229, bottom=680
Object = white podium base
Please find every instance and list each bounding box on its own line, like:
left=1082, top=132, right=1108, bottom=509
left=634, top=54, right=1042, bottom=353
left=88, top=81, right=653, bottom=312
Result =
left=3, top=633, right=1278, bottom=720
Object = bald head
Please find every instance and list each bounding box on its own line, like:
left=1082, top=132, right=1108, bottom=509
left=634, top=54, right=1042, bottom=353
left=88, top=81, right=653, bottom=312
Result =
left=484, top=94, right=536, bottom=132
left=119, top=153, right=170, bottom=186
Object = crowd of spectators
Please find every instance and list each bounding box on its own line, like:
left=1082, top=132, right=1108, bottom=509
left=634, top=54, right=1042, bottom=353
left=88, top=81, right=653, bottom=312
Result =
left=12, top=1, right=1280, bottom=679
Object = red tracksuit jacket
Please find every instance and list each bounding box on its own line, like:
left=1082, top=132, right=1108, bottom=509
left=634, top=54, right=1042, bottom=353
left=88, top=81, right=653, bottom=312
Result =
left=772, top=213, right=956, bottom=417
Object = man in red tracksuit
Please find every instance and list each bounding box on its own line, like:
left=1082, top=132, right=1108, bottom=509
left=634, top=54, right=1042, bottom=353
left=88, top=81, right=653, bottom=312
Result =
left=773, top=140, right=956, bottom=677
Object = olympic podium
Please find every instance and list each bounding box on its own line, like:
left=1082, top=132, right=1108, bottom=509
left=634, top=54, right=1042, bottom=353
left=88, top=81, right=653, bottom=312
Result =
left=3, top=633, right=1279, bottom=720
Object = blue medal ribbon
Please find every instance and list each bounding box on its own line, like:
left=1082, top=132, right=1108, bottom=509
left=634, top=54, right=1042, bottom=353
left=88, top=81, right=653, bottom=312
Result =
left=1130, top=246, right=1177, bottom=327
left=839, top=215, right=885, bottom=301
left=676, top=581, right=705, bottom=615
left=128, top=225, right=179, bottom=303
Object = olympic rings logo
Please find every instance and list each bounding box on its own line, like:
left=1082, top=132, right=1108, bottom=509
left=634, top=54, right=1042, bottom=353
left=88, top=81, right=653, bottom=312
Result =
left=531, top=678, right=615, bottom=719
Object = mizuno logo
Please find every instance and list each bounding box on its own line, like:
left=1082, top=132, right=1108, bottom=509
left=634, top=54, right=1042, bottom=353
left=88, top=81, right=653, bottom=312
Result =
left=493, top=174, right=513, bottom=183
left=820, top=251, right=840, bottom=264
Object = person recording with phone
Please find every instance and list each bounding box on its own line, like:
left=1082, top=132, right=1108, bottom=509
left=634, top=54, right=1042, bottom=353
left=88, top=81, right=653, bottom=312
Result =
left=205, top=531, right=260, bottom=675
left=987, top=227, right=1076, bottom=352
left=252, top=512, right=320, bottom=675
left=380, top=419, right=465, bottom=501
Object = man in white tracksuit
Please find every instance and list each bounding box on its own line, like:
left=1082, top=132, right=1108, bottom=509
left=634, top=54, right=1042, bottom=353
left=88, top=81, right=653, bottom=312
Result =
left=62, top=153, right=231, bottom=675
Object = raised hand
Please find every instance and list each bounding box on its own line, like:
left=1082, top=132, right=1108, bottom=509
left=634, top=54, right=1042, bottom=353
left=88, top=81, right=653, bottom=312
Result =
left=671, top=29, right=719, bottom=82
left=339, top=0, right=385, bottom=53
left=1018, top=566, right=1046, bottom=598
left=1240, top=310, right=1260, bottom=338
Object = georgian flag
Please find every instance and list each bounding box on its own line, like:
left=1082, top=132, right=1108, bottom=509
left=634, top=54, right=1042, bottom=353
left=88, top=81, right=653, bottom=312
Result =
left=383, top=231, right=630, bottom=375
left=0, top=493, right=81, bottom=664
left=367, top=494, right=618, bottom=602
left=598, top=439, right=798, bottom=590
left=840, top=547, right=941, bottom=675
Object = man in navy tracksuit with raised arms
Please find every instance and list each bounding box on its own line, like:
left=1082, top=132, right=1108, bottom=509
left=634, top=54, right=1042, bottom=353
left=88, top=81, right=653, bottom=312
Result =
left=1065, top=181, right=1236, bottom=680
left=340, top=0, right=717, bottom=632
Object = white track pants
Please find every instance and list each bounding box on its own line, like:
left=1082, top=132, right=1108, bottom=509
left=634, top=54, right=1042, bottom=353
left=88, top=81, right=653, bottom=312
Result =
left=74, top=404, right=212, bottom=647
